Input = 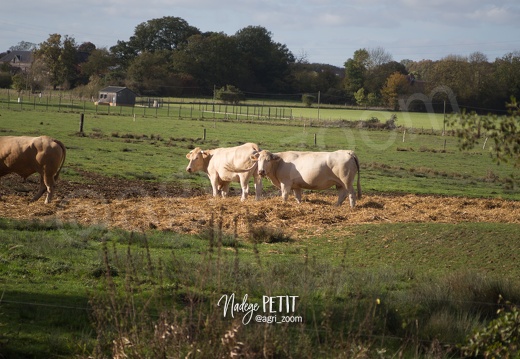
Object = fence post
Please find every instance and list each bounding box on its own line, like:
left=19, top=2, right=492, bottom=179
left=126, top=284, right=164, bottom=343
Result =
left=79, top=113, right=84, bottom=133
left=203, top=128, right=206, bottom=140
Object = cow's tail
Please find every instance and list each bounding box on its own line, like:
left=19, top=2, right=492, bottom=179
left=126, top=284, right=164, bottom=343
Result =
left=224, top=162, right=258, bottom=173
left=352, top=153, right=361, bottom=200
left=53, top=139, right=67, bottom=181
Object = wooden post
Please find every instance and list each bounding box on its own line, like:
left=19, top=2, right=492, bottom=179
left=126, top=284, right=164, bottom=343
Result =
left=203, top=128, right=206, bottom=140
left=314, top=133, right=317, bottom=146
left=79, top=113, right=84, bottom=133
left=402, top=129, right=406, bottom=142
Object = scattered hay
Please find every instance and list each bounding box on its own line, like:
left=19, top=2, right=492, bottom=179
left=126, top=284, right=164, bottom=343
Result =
left=1, top=174, right=519, bottom=240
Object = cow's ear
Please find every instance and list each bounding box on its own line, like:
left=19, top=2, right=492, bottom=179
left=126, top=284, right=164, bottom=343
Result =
left=201, top=150, right=210, bottom=158
left=271, top=154, right=281, bottom=162
left=250, top=152, right=260, bottom=161
left=186, top=151, right=193, bottom=159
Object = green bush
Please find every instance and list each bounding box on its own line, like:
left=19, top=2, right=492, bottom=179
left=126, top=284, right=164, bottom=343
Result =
left=461, top=302, right=520, bottom=358
left=302, top=93, right=315, bottom=107
left=215, top=85, right=245, bottom=104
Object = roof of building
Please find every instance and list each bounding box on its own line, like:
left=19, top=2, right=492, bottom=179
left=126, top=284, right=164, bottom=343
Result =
left=99, top=86, right=135, bottom=94
left=0, top=50, right=33, bottom=63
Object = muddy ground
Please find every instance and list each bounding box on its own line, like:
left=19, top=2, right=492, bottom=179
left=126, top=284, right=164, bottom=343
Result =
left=1, top=173, right=519, bottom=239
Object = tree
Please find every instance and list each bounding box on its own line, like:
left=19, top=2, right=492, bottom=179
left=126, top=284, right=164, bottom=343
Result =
left=11, top=72, right=29, bottom=92
left=367, top=92, right=380, bottom=107
left=344, top=49, right=369, bottom=95
left=33, top=34, right=78, bottom=89
left=367, top=46, right=393, bottom=70
left=60, top=35, right=80, bottom=88
left=291, top=63, right=343, bottom=96
left=424, top=55, right=473, bottom=111
left=110, top=40, right=138, bottom=69
left=364, top=61, right=407, bottom=95
left=126, top=50, right=174, bottom=95
left=80, top=48, right=114, bottom=79
left=354, top=88, right=367, bottom=107
left=131, top=16, right=200, bottom=52
left=111, top=16, right=200, bottom=68
left=381, top=72, right=410, bottom=110
left=466, top=51, right=501, bottom=110
left=9, top=41, right=37, bottom=51
left=234, top=26, right=295, bottom=93
left=172, top=32, right=243, bottom=93
left=495, top=51, right=520, bottom=102
left=78, top=41, right=97, bottom=54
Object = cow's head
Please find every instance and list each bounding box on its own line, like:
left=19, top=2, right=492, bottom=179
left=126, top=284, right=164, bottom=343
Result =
left=186, top=147, right=210, bottom=173
left=250, top=150, right=280, bottom=177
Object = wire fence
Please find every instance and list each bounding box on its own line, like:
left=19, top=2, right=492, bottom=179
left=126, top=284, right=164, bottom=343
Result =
left=0, top=90, right=295, bottom=122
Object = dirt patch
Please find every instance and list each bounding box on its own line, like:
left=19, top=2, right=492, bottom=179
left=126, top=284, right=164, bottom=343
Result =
left=1, top=173, right=519, bottom=238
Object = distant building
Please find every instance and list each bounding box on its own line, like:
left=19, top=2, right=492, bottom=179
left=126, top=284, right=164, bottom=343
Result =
left=0, top=50, right=33, bottom=73
left=96, top=86, right=136, bottom=106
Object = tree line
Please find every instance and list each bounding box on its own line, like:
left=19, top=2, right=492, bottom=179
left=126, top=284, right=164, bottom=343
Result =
left=1, top=16, right=519, bottom=113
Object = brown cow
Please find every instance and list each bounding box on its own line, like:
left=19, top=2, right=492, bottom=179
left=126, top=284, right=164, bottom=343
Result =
left=0, top=136, right=66, bottom=203
left=186, top=143, right=262, bottom=201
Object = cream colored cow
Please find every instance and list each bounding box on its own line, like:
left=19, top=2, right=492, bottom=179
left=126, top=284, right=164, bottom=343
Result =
left=251, top=149, right=361, bottom=207
left=186, top=143, right=262, bottom=201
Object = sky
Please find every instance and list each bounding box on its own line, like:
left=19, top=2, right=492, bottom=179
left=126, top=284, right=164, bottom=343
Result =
left=1, top=0, right=519, bottom=67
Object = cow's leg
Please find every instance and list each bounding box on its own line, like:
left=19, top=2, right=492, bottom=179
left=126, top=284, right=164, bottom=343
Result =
left=43, top=171, right=57, bottom=204
left=209, top=175, right=220, bottom=197
left=221, top=182, right=230, bottom=198
left=31, top=189, right=45, bottom=202
left=293, top=189, right=302, bottom=203
left=347, top=182, right=357, bottom=207
left=253, top=173, right=263, bottom=201
left=280, top=182, right=291, bottom=202
left=337, top=187, right=348, bottom=206
left=238, top=174, right=249, bottom=201
left=32, top=174, right=52, bottom=203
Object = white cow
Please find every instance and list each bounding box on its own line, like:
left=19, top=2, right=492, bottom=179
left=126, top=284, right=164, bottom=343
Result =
left=186, top=143, right=262, bottom=201
left=0, top=135, right=66, bottom=203
left=251, top=149, right=361, bottom=207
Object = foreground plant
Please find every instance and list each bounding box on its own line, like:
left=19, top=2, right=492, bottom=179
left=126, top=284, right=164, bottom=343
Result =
left=461, top=301, right=520, bottom=358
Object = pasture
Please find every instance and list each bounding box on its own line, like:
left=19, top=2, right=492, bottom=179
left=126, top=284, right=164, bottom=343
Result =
left=1, top=105, right=519, bottom=358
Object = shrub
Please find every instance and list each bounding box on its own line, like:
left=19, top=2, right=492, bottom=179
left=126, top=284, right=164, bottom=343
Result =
left=302, top=93, right=315, bottom=107
left=215, top=85, right=245, bottom=104
left=461, top=302, right=520, bottom=358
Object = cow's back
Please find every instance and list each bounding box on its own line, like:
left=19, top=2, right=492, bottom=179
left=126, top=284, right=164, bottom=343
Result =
left=1, top=136, right=39, bottom=177
left=275, top=150, right=356, bottom=189
left=0, top=136, right=64, bottom=178
left=209, top=143, right=258, bottom=174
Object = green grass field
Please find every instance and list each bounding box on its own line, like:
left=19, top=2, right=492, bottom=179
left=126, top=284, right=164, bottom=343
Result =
left=0, top=107, right=516, bottom=199
left=1, top=104, right=519, bottom=358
